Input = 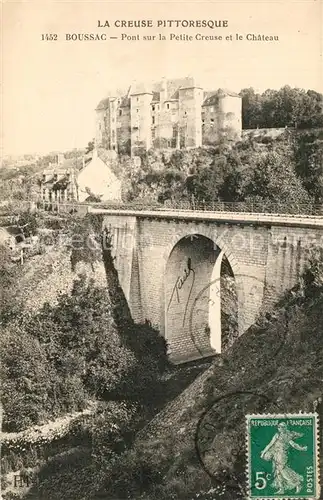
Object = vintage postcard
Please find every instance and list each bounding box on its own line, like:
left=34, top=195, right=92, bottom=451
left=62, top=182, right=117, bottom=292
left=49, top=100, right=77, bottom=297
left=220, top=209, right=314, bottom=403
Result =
left=1, top=0, right=322, bottom=499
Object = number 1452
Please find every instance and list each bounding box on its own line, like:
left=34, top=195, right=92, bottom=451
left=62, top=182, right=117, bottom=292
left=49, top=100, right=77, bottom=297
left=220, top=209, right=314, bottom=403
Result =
left=41, top=34, right=58, bottom=41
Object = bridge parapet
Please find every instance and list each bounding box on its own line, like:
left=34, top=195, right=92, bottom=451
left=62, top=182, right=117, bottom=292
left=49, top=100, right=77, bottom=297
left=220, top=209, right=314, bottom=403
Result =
left=97, top=206, right=323, bottom=363
left=89, top=206, right=323, bottom=228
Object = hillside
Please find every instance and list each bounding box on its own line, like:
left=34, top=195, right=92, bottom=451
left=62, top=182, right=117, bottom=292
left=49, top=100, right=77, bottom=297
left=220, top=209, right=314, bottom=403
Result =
left=92, top=275, right=323, bottom=500
left=121, top=128, right=323, bottom=209
left=20, top=255, right=323, bottom=500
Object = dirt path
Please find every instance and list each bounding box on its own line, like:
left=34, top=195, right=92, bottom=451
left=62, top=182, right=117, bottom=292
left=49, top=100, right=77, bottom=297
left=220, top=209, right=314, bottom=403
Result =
left=1, top=401, right=97, bottom=444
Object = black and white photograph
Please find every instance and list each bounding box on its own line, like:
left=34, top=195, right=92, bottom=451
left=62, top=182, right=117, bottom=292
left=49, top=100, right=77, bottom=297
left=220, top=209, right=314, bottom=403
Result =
left=1, top=1, right=323, bottom=498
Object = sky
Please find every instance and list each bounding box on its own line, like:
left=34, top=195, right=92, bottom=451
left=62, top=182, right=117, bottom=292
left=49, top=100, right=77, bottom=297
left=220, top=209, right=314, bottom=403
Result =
left=2, top=0, right=322, bottom=156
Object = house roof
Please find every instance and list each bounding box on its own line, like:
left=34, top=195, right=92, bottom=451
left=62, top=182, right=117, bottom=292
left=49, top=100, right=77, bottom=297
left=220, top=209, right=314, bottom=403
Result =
left=84, top=148, right=121, bottom=179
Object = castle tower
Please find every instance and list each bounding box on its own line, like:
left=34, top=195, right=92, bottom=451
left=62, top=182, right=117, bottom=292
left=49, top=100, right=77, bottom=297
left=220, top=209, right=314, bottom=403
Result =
left=178, top=82, right=204, bottom=148
left=216, top=89, right=242, bottom=141
left=95, top=98, right=110, bottom=149
left=202, top=89, right=242, bottom=145
left=130, top=83, right=153, bottom=153
left=95, top=96, right=119, bottom=151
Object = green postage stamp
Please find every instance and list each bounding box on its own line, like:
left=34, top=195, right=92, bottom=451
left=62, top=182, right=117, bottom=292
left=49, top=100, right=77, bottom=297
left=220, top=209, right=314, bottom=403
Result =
left=246, top=413, right=320, bottom=499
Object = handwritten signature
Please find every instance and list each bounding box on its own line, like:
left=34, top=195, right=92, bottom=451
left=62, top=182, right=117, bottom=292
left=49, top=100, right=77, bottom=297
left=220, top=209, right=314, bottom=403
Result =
left=167, top=258, right=196, bottom=326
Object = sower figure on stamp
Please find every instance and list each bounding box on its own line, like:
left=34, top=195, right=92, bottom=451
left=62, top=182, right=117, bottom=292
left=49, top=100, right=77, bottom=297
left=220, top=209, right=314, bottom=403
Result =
left=261, top=422, right=307, bottom=494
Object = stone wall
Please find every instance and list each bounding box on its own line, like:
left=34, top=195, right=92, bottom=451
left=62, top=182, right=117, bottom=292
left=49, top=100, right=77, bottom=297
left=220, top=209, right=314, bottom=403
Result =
left=101, top=213, right=323, bottom=363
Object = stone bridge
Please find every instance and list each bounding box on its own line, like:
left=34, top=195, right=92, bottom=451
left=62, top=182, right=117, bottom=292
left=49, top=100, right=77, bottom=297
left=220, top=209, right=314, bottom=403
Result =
left=89, top=207, right=323, bottom=363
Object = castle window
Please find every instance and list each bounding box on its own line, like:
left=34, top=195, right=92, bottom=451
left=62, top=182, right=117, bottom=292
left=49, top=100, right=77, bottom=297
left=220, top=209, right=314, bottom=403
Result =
left=166, top=103, right=170, bottom=109
left=136, top=108, right=139, bottom=113
left=137, top=97, right=139, bottom=102
left=119, top=109, right=122, bottom=116
left=210, top=118, right=214, bottom=123
left=152, top=116, right=155, bottom=125
left=152, top=105, right=155, bottom=111
left=152, top=128, right=156, bottom=140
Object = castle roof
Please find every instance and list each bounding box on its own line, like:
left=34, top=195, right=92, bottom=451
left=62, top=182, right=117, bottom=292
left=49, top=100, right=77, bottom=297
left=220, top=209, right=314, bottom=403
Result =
left=152, top=77, right=198, bottom=100
left=119, top=96, right=131, bottom=108
left=217, top=88, right=241, bottom=98
left=130, top=82, right=153, bottom=96
left=96, top=81, right=241, bottom=111
left=202, top=88, right=241, bottom=106
left=152, top=91, right=160, bottom=102
left=96, top=97, right=110, bottom=110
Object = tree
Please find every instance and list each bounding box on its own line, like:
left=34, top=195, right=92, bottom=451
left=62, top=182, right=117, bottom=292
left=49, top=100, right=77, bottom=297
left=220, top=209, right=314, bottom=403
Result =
left=240, top=86, right=323, bottom=130
left=1, top=325, right=57, bottom=431
left=240, top=88, right=262, bottom=129
left=292, top=131, right=323, bottom=203
left=85, top=139, right=95, bottom=154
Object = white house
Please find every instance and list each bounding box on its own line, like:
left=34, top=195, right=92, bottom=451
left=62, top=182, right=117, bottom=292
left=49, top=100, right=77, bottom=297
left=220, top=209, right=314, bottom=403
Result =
left=76, top=148, right=122, bottom=202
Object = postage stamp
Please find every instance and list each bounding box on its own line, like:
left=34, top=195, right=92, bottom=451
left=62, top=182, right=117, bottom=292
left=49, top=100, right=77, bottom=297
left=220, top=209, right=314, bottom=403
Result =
left=246, top=413, right=320, bottom=499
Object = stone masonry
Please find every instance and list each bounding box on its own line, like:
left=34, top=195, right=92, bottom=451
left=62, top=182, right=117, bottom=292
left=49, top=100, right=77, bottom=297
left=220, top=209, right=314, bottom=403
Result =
left=95, top=77, right=242, bottom=155
left=97, top=210, right=323, bottom=363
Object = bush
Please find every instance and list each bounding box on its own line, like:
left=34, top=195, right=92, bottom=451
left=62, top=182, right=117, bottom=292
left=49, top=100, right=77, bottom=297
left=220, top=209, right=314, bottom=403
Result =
left=1, top=267, right=168, bottom=432
left=0, top=327, right=55, bottom=431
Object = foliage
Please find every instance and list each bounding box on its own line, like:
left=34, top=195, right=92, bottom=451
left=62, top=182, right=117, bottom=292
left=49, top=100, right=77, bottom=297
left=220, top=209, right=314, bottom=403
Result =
left=1, top=258, right=168, bottom=431
left=90, top=401, right=141, bottom=467
left=68, top=217, right=102, bottom=272
left=122, top=135, right=314, bottom=210
left=240, top=86, right=323, bottom=129
left=11, top=211, right=39, bottom=237
left=0, top=326, right=57, bottom=431
left=301, top=247, right=323, bottom=299
left=292, top=131, right=323, bottom=203
left=0, top=244, right=25, bottom=325
left=85, top=251, right=323, bottom=500
left=85, top=140, right=95, bottom=154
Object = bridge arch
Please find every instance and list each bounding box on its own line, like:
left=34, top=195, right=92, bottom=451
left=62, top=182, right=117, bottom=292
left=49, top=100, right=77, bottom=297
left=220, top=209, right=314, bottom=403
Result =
left=164, top=231, right=240, bottom=363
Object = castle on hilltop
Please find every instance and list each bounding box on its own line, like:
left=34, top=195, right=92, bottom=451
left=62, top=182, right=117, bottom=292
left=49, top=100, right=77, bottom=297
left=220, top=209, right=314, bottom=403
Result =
left=95, top=77, right=242, bottom=155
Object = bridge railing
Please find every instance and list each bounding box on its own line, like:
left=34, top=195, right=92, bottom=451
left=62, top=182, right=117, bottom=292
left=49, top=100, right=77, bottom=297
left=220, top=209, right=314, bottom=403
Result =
left=2, top=199, right=323, bottom=217
left=96, top=200, right=323, bottom=217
